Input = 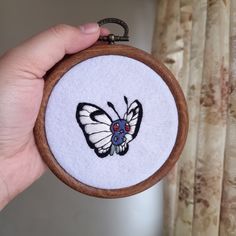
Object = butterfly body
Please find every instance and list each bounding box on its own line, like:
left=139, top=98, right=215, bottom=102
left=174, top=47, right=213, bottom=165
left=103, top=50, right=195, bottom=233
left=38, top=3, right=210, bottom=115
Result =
left=111, top=119, right=130, bottom=146
left=76, top=97, right=143, bottom=158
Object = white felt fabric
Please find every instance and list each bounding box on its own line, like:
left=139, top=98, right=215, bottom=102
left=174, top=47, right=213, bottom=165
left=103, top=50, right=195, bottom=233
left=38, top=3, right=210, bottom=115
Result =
left=45, top=55, right=178, bottom=189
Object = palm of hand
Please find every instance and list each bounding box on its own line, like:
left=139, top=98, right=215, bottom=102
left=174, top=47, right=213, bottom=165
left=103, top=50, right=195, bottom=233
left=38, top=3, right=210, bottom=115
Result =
left=0, top=53, right=46, bottom=206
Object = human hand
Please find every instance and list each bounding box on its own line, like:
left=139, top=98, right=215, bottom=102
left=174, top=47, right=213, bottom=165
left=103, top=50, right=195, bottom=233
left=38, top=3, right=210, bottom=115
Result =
left=0, top=23, right=109, bottom=210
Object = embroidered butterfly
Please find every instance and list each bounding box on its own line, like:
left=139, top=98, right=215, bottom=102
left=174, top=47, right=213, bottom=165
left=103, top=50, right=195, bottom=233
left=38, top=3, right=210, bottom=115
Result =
left=76, top=96, right=143, bottom=158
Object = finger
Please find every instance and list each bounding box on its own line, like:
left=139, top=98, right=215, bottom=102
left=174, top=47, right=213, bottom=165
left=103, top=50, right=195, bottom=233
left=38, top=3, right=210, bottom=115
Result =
left=100, top=27, right=110, bottom=36
left=0, top=23, right=101, bottom=79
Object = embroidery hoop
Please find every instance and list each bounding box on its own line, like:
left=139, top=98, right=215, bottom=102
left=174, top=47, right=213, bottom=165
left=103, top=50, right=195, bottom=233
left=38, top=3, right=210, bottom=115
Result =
left=34, top=18, right=188, bottom=198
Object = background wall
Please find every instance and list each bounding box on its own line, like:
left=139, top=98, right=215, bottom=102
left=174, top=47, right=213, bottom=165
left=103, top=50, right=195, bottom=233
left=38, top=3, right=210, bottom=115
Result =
left=0, top=1, right=163, bottom=236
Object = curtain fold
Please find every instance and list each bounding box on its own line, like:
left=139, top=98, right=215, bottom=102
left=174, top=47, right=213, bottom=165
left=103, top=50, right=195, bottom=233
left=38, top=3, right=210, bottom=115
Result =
left=152, top=0, right=234, bottom=235
left=220, top=1, right=236, bottom=235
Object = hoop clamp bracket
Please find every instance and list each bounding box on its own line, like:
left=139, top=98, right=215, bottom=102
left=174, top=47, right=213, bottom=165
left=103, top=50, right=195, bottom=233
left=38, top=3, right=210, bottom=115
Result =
left=98, top=18, right=129, bottom=44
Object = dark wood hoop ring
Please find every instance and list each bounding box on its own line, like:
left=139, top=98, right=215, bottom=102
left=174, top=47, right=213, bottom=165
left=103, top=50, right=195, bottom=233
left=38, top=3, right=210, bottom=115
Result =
left=34, top=43, right=188, bottom=198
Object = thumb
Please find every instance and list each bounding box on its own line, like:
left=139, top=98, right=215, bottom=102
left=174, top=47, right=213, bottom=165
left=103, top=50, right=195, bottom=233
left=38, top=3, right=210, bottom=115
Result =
left=0, top=23, right=101, bottom=79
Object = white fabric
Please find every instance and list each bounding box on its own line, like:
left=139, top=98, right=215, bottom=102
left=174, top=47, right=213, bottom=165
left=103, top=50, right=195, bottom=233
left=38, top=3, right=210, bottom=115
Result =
left=45, top=55, right=178, bottom=189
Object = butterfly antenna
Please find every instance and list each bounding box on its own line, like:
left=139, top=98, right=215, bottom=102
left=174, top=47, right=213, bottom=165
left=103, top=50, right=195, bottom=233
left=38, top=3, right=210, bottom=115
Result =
left=124, top=96, right=129, bottom=113
left=107, top=101, right=121, bottom=119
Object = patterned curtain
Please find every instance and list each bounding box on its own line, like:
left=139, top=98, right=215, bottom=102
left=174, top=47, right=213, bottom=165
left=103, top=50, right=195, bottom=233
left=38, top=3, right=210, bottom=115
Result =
left=152, top=0, right=236, bottom=235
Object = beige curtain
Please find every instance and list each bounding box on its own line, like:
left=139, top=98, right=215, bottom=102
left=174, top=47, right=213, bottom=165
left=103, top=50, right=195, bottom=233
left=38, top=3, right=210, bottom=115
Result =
left=152, top=0, right=236, bottom=235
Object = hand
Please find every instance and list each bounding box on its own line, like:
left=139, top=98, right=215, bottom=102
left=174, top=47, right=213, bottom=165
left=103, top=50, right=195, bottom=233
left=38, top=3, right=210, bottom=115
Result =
left=0, top=23, right=109, bottom=210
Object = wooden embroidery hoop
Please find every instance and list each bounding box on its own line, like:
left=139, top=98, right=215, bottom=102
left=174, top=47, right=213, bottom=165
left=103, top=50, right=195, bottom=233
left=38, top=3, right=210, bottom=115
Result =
left=34, top=18, right=188, bottom=198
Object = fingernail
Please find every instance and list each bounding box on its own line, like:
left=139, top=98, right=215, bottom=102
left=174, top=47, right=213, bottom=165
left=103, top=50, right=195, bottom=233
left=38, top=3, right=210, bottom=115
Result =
left=79, top=23, right=99, bottom=34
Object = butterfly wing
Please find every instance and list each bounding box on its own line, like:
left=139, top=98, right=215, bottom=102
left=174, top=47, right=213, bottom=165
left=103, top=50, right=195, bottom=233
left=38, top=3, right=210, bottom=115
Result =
left=76, top=103, right=113, bottom=158
left=113, top=142, right=129, bottom=156
left=124, top=100, right=143, bottom=139
left=115, top=100, right=143, bottom=156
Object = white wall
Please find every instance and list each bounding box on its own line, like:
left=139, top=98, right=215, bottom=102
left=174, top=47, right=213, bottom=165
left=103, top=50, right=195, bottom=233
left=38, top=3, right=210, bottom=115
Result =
left=0, top=1, right=163, bottom=235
